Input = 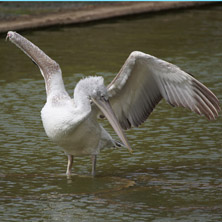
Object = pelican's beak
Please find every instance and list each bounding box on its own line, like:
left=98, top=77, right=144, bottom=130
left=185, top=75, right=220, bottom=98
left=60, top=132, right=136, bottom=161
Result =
left=92, top=96, right=132, bottom=153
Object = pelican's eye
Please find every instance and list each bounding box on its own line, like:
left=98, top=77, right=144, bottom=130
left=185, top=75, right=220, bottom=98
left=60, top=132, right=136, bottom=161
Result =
left=88, top=96, right=93, bottom=105
left=101, top=94, right=108, bottom=101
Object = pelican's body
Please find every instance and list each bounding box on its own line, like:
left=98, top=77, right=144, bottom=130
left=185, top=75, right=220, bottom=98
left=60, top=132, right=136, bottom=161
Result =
left=41, top=77, right=114, bottom=156
left=7, top=31, right=220, bottom=176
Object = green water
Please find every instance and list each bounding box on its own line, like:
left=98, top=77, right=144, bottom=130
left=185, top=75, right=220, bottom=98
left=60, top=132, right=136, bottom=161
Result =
left=0, top=5, right=222, bottom=222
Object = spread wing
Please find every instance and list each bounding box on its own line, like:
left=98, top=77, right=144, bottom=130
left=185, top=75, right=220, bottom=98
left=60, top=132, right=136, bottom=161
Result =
left=107, top=51, right=220, bottom=130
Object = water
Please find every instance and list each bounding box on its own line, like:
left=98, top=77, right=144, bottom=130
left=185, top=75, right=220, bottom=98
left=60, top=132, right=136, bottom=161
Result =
left=0, top=5, right=222, bottom=222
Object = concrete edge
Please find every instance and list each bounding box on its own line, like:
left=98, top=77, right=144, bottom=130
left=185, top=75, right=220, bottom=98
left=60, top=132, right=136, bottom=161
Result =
left=0, top=2, right=215, bottom=34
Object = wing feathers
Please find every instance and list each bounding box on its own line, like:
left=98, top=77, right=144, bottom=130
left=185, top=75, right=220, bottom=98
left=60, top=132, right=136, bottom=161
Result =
left=108, top=51, right=220, bottom=130
left=192, top=79, right=220, bottom=110
left=159, top=76, right=220, bottom=119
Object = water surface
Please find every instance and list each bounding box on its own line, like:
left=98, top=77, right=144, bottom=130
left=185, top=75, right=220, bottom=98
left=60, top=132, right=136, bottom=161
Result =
left=0, top=5, right=222, bottom=222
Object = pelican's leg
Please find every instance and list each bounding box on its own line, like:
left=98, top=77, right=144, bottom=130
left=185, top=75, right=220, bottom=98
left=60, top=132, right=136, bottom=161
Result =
left=91, top=155, right=97, bottom=177
left=66, top=154, right=73, bottom=176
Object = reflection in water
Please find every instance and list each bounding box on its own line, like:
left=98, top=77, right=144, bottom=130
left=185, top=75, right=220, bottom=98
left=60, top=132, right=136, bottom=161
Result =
left=0, top=4, right=222, bottom=222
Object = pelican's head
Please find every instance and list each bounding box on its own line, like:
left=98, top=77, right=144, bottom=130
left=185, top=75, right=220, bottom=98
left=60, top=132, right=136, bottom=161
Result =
left=75, top=76, right=132, bottom=153
left=75, top=76, right=108, bottom=101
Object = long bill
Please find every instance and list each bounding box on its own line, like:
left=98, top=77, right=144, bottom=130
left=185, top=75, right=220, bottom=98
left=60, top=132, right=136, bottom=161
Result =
left=7, top=31, right=64, bottom=95
left=92, top=97, right=132, bottom=153
left=6, top=31, right=58, bottom=74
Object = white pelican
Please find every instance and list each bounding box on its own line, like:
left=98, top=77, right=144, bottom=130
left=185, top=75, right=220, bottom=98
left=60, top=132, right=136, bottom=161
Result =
left=7, top=31, right=220, bottom=176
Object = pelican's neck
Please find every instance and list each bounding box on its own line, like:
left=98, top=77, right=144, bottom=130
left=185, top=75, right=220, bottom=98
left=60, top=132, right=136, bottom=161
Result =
left=45, top=75, right=72, bottom=108
left=73, top=87, right=92, bottom=113
left=42, top=70, right=67, bottom=98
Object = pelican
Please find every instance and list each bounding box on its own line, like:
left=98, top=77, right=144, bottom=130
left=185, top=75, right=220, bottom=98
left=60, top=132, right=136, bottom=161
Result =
left=7, top=31, right=220, bottom=176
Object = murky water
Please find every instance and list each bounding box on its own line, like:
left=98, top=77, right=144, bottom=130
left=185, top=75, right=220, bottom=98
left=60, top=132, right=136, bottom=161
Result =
left=1, top=5, right=222, bottom=222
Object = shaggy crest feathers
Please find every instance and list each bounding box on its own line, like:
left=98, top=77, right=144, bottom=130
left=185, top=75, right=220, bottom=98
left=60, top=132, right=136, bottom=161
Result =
left=74, top=76, right=106, bottom=97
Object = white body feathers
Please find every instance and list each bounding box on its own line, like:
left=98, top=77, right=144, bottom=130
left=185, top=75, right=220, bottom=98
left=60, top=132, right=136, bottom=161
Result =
left=41, top=76, right=115, bottom=156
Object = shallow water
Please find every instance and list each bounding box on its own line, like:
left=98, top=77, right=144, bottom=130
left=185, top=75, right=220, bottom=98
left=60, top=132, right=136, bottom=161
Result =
left=0, top=5, right=222, bottom=222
